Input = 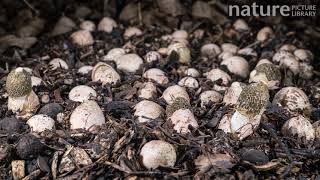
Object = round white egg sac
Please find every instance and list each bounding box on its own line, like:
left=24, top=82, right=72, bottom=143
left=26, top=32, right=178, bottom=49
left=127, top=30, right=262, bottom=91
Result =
left=218, top=110, right=261, bottom=140
left=140, top=140, right=176, bottom=169
left=92, top=62, right=120, bottom=85
left=102, top=48, right=125, bottom=62
left=201, top=43, right=221, bottom=58
left=162, top=85, right=190, bottom=105
left=223, top=82, right=244, bottom=106
left=134, top=100, right=164, bottom=123
left=221, top=43, right=239, bottom=54
left=204, top=68, right=231, bottom=86
left=199, top=90, right=222, bottom=107
left=144, top=51, right=162, bottom=63
left=49, top=58, right=69, bottom=70
left=79, top=20, right=96, bottom=32
left=169, top=109, right=198, bottom=134
left=78, top=65, right=93, bottom=75
left=256, top=59, right=272, bottom=67
left=178, top=77, right=199, bottom=89
left=279, top=44, right=297, bottom=52
left=256, top=26, right=274, bottom=42
left=143, top=68, right=169, bottom=85
left=218, top=51, right=235, bottom=62
left=221, top=56, right=249, bottom=78
left=233, top=19, right=249, bottom=32
left=272, top=50, right=295, bottom=64
left=124, top=27, right=143, bottom=38
left=172, top=30, right=188, bottom=40
left=97, top=17, right=117, bottom=33
left=27, top=114, right=55, bottom=132
left=279, top=56, right=300, bottom=75
left=281, top=115, right=315, bottom=143
left=69, top=85, right=97, bottom=102
left=70, top=100, right=105, bottom=130
left=294, top=49, right=313, bottom=64
left=70, top=30, right=94, bottom=46
left=272, top=87, right=311, bottom=113
left=138, top=82, right=157, bottom=99
left=167, top=42, right=187, bottom=54
left=116, top=54, right=143, bottom=73
left=185, top=68, right=200, bottom=78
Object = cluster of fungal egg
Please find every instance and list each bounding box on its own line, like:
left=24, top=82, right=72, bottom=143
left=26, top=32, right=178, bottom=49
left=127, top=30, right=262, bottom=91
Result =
left=4, top=17, right=318, bottom=171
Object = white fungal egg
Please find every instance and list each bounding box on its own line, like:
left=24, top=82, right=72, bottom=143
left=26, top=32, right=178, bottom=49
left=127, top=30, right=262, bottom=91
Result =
left=221, top=43, right=239, bottom=54
left=31, top=76, right=43, bottom=87
left=204, top=68, right=231, bottom=86
left=218, top=110, right=261, bottom=140
left=78, top=65, right=93, bottom=75
left=8, top=90, right=40, bottom=117
left=69, top=85, right=97, bottom=102
left=199, top=90, right=222, bottom=107
left=144, top=51, right=162, bottom=63
left=124, top=27, right=143, bottom=38
left=299, top=63, right=313, bottom=79
left=162, top=85, right=189, bottom=105
left=116, top=54, right=143, bottom=73
left=281, top=115, right=315, bottom=144
left=27, top=114, right=55, bottom=133
left=134, top=100, right=164, bottom=123
left=169, top=109, right=198, bottom=134
left=143, top=68, right=169, bottom=85
left=102, top=48, right=126, bottom=62
left=256, top=26, right=274, bottom=42
left=294, top=49, right=313, bottom=63
left=237, top=47, right=258, bottom=57
left=49, top=58, right=69, bottom=70
left=138, top=82, right=157, bottom=99
left=201, top=43, right=221, bottom=58
left=272, top=50, right=295, bottom=63
left=221, top=56, right=249, bottom=78
left=172, top=30, right=188, bottom=40
left=233, top=19, right=249, bottom=31
left=91, top=62, right=120, bottom=85
left=185, top=68, right=200, bottom=77
left=97, top=17, right=117, bottom=33
left=79, top=20, right=96, bottom=32
left=256, top=59, right=272, bottom=67
left=178, top=77, right=199, bottom=89
left=140, top=140, right=176, bottom=169
left=218, top=51, right=235, bottom=61
left=70, top=100, right=105, bottom=130
left=272, top=87, right=311, bottom=113
left=70, top=30, right=94, bottom=46
left=279, top=44, right=297, bottom=52
left=279, top=55, right=300, bottom=75
left=223, top=82, right=245, bottom=106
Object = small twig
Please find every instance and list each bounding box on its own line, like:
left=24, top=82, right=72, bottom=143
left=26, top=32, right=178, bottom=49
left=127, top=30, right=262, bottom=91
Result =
left=22, top=0, right=39, bottom=15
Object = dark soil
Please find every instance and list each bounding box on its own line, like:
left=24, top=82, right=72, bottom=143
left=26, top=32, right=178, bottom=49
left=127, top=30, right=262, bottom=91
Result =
left=0, top=0, right=320, bottom=179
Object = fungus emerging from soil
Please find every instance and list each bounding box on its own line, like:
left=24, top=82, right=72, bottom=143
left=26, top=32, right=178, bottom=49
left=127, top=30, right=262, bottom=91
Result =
left=249, top=63, right=281, bottom=89
left=219, top=82, right=269, bottom=140
left=6, top=68, right=39, bottom=118
left=140, top=140, right=176, bottom=169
